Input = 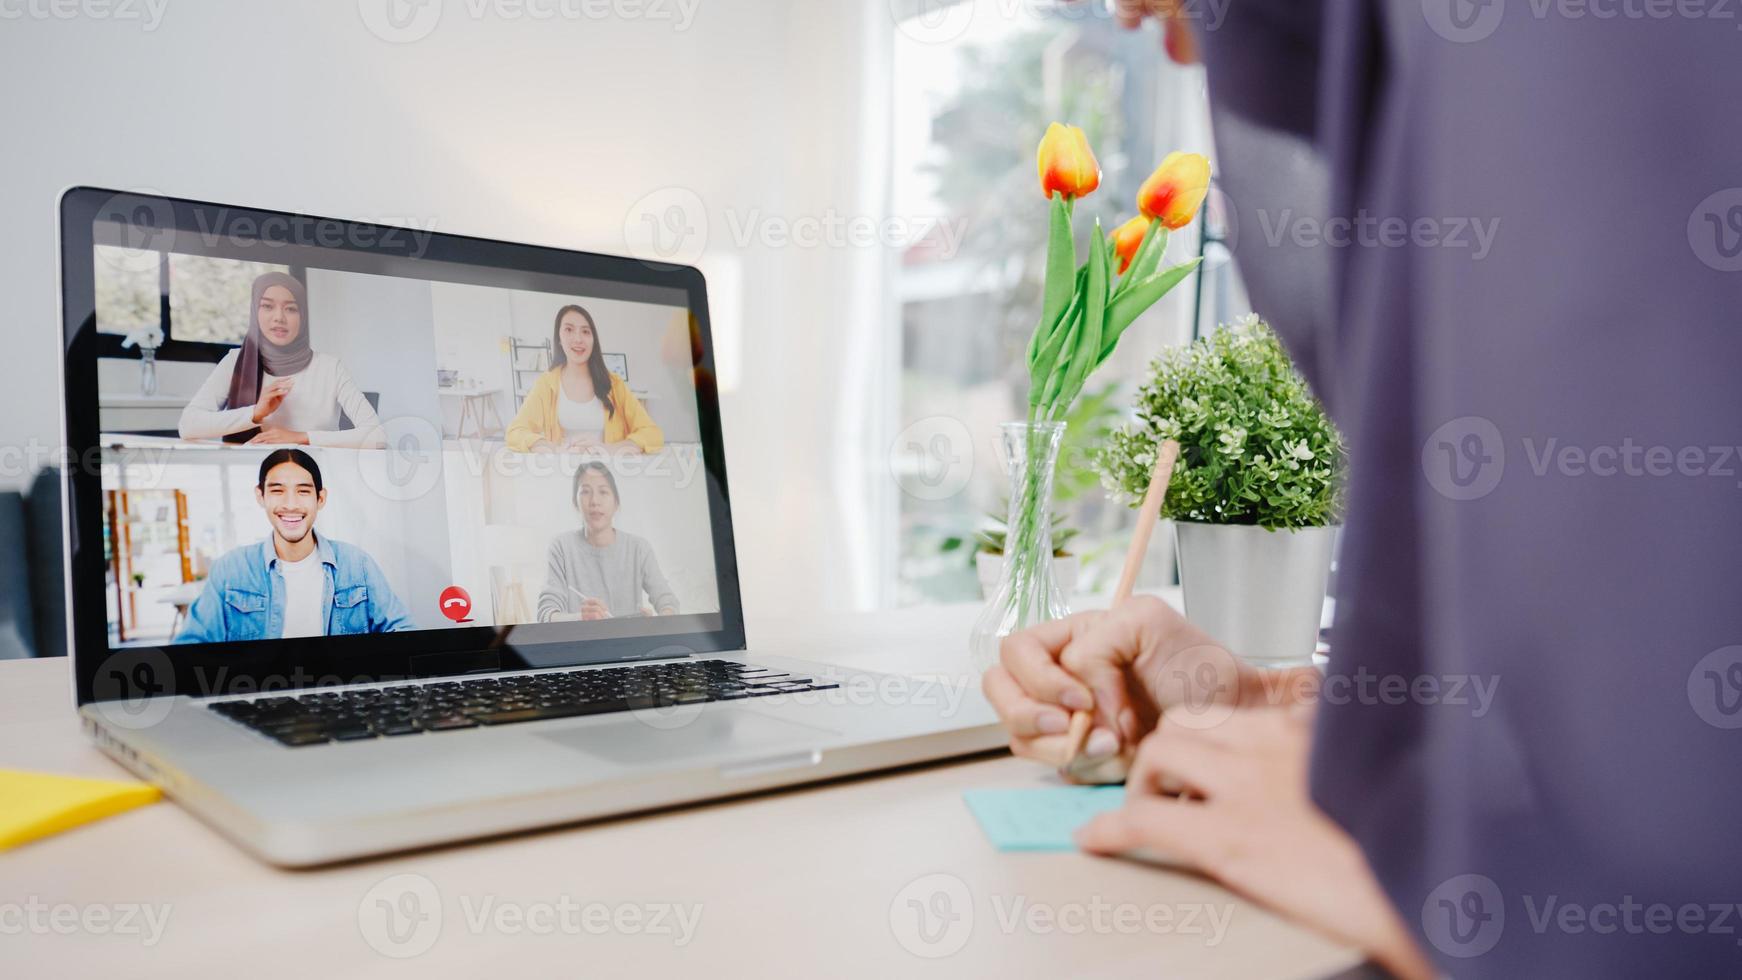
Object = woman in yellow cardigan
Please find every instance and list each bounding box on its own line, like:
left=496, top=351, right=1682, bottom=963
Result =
left=505, top=304, right=664, bottom=453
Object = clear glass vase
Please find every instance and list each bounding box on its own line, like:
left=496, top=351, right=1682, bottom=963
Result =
left=139, top=348, right=158, bottom=397
left=968, top=420, right=1070, bottom=673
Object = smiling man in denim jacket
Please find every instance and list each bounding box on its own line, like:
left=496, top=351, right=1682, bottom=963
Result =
left=175, top=449, right=415, bottom=643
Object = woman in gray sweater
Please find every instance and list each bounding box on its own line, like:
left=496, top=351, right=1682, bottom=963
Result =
left=536, top=462, right=679, bottom=622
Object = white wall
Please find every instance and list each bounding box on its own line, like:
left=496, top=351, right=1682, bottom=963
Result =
left=306, top=268, right=446, bottom=432
left=2, top=1, right=898, bottom=620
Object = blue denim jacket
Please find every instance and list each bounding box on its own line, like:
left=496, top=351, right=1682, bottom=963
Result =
left=174, top=535, right=416, bottom=643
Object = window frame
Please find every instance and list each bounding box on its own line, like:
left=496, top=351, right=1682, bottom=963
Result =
left=94, top=254, right=308, bottom=364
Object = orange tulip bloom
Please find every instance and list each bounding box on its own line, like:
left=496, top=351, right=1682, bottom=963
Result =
left=1110, top=215, right=1151, bottom=274
left=1036, top=123, right=1101, bottom=200
left=1137, top=152, right=1211, bottom=229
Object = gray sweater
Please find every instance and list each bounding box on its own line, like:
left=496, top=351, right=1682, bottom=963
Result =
left=535, top=529, right=678, bottom=622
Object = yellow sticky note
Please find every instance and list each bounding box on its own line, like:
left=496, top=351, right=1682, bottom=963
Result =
left=0, top=769, right=161, bottom=851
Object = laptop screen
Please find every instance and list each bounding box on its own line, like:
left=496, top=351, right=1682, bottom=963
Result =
left=61, top=190, right=742, bottom=701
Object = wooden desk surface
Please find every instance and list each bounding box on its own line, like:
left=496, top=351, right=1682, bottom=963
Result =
left=0, top=601, right=1361, bottom=979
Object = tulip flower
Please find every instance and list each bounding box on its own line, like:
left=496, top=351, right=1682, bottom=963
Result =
left=1036, top=123, right=1101, bottom=200
left=1137, top=151, right=1211, bottom=229
left=1110, top=215, right=1152, bottom=274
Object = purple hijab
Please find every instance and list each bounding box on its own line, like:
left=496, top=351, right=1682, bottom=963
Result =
left=225, top=271, right=313, bottom=411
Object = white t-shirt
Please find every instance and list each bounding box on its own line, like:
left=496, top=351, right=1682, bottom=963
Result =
left=277, top=552, right=328, bottom=638
left=557, top=387, right=607, bottom=436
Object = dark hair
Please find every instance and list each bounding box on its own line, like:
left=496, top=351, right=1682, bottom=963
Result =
left=572, top=461, right=620, bottom=508
left=257, top=448, right=323, bottom=493
left=549, top=304, right=615, bottom=418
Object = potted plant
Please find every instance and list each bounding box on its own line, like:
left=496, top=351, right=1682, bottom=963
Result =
left=971, top=510, right=1081, bottom=599
left=1094, top=314, right=1345, bottom=667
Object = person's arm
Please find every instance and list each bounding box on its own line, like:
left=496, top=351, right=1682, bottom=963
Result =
left=504, top=373, right=556, bottom=452
left=177, top=352, right=257, bottom=440
left=362, top=555, right=417, bottom=632
left=307, top=360, right=386, bottom=449
left=534, top=537, right=575, bottom=623
left=636, top=540, right=679, bottom=616
left=174, top=580, right=228, bottom=644
left=611, top=380, right=664, bottom=453
left=1075, top=707, right=1435, bottom=980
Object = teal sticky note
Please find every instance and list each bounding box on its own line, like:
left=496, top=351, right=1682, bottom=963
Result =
left=962, top=786, right=1127, bottom=852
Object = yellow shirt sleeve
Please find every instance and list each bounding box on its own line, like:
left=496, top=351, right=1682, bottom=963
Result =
left=505, top=369, right=560, bottom=452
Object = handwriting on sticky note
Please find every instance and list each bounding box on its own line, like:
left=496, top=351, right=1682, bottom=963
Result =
left=962, top=786, right=1127, bottom=852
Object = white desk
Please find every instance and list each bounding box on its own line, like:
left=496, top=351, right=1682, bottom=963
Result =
left=0, top=602, right=1362, bottom=978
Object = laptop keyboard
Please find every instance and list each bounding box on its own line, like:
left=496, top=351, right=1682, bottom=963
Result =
left=208, top=660, right=836, bottom=747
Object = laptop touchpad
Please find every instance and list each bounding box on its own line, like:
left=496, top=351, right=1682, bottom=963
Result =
left=536, top=709, right=843, bottom=767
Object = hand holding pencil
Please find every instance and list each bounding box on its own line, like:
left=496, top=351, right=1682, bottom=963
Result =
left=1054, top=439, right=1179, bottom=782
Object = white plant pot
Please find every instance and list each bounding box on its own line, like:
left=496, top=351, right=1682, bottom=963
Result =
left=976, top=552, right=1080, bottom=602
left=1173, top=521, right=1338, bottom=668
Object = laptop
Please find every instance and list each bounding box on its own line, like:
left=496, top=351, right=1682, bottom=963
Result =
left=56, top=188, right=1000, bottom=867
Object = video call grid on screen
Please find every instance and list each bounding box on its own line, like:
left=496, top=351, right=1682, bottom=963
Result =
left=90, top=222, right=725, bottom=652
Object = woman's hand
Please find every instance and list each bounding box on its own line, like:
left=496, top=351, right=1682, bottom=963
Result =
left=579, top=597, right=611, bottom=620
left=248, top=426, right=309, bottom=445
left=250, top=377, right=296, bottom=424
left=982, top=596, right=1318, bottom=778
left=567, top=435, right=609, bottom=456
left=1075, top=707, right=1437, bottom=980
left=1107, top=0, right=1200, bottom=63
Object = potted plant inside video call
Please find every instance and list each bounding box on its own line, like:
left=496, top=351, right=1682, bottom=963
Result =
left=965, top=122, right=1208, bottom=673
left=1094, top=315, right=1346, bottom=668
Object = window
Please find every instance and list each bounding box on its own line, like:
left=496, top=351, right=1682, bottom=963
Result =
left=890, top=0, right=1226, bottom=604
left=93, top=245, right=292, bottom=361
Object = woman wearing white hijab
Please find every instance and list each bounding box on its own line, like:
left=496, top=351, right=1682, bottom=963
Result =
left=178, top=272, right=384, bottom=448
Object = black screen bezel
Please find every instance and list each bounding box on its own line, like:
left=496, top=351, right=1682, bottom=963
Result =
left=60, top=187, right=746, bottom=705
